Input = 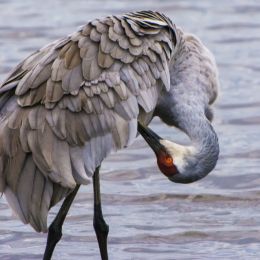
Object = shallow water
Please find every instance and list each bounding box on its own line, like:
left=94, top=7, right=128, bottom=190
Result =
left=0, top=0, right=260, bottom=259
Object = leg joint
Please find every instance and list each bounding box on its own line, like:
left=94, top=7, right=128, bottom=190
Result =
left=93, top=217, right=109, bottom=235
left=48, top=222, right=63, bottom=242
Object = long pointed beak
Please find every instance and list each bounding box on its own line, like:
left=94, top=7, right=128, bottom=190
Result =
left=138, top=122, right=165, bottom=154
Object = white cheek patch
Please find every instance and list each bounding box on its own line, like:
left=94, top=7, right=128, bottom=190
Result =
left=160, top=139, right=196, bottom=173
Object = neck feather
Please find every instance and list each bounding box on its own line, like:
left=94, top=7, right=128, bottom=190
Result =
left=153, top=29, right=219, bottom=183
left=155, top=92, right=219, bottom=183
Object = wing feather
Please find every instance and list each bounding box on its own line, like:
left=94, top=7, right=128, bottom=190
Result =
left=0, top=11, right=176, bottom=232
left=17, top=155, right=37, bottom=222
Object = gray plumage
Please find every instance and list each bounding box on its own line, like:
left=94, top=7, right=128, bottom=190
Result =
left=0, top=11, right=219, bottom=232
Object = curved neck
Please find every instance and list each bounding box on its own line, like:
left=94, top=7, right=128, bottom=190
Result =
left=175, top=101, right=219, bottom=174
left=153, top=28, right=219, bottom=183
left=155, top=91, right=219, bottom=183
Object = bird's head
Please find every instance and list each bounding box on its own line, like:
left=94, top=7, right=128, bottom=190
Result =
left=138, top=122, right=219, bottom=184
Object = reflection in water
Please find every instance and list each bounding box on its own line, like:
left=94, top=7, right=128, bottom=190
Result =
left=1, top=0, right=260, bottom=259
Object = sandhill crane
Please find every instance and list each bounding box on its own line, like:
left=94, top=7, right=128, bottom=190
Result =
left=0, top=11, right=219, bottom=259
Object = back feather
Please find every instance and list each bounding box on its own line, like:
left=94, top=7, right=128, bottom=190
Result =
left=0, top=10, right=177, bottom=232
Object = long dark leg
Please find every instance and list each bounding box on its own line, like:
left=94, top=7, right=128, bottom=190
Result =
left=43, top=185, right=80, bottom=260
left=93, top=166, right=109, bottom=260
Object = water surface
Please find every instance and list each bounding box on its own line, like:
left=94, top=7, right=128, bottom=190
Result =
left=0, top=0, right=260, bottom=259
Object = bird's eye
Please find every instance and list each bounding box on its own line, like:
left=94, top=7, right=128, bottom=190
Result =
left=157, top=153, right=178, bottom=178
left=163, top=155, right=173, bottom=167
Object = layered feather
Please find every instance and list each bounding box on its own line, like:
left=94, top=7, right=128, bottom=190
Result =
left=0, top=11, right=177, bottom=232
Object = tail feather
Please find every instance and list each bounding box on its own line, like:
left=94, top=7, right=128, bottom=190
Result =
left=0, top=101, right=74, bottom=232
left=3, top=152, right=71, bottom=232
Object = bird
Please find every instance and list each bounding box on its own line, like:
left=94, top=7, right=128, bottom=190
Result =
left=0, top=10, right=219, bottom=260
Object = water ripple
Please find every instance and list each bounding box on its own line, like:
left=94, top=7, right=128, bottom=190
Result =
left=0, top=0, right=260, bottom=259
